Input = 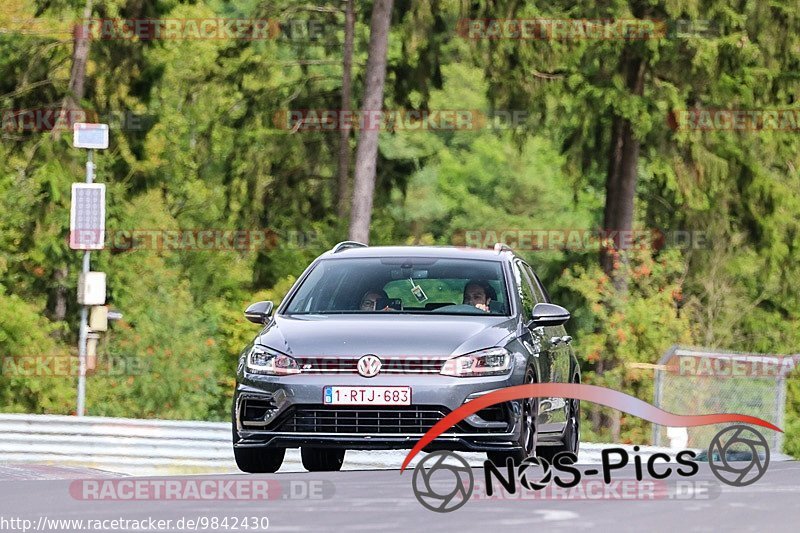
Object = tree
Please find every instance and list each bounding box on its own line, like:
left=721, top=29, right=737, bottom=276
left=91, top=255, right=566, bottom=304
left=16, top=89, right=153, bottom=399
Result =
left=600, top=45, right=645, bottom=284
left=62, top=0, right=93, bottom=113
left=336, top=0, right=355, bottom=218
left=49, top=0, right=95, bottom=324
left=348, top=0, right=393, bottom=243
left=466, top=0, right=798, bottom=439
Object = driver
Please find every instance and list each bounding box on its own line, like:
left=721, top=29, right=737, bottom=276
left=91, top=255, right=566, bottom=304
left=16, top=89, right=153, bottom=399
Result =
left=360, top=289, right=390, bottom=311
left=462, top=280, right=496, bottom=313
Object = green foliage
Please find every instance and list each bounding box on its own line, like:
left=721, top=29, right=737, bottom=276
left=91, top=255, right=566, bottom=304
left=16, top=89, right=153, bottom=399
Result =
left=0, top=287, right=74, bottom=412
left=0, top=0, right=797, bottom=458
left=785, top=370, right=800, bottom=458
left=559, top=247, right=694, bottom=443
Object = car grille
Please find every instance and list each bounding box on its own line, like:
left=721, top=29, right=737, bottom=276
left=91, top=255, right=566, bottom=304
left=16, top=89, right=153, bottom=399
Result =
left=294, top=356, right=447, bottom=374
left=272, top=406, right=454, bottom=434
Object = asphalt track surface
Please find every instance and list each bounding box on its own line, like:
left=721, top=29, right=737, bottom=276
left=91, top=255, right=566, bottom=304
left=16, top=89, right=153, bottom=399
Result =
left=0, top=461, right=798, bottom=532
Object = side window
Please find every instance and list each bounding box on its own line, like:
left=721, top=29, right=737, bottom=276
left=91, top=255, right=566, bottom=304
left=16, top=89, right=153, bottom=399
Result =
left=533, top=272, right=552, bottom=302
left=512, top=260, right=535, bottom=319
left=522, top=263, right=546, bottom=303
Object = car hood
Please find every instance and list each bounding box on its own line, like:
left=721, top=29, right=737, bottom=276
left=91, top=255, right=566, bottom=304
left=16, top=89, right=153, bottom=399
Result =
left=255, top=314, right=518, bottom=357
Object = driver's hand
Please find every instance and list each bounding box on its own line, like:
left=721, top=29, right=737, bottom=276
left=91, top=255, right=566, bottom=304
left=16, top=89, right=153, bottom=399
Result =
left=474, top=303, right=490, bottom=312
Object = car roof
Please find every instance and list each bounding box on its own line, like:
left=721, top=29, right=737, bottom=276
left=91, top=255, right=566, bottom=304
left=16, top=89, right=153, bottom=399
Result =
left=321, top=245, right=514, bottom=261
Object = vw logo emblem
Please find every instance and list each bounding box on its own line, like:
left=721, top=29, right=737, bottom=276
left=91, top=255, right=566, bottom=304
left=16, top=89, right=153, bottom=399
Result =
left=357, top=355, right=382, bottom=377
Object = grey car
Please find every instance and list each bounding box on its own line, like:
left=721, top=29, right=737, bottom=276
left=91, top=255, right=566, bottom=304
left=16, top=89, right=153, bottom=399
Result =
left=232, top=242, right=580, bottom=472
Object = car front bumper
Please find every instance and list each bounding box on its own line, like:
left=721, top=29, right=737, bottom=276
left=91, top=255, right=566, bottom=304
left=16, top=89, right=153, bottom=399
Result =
left=233, top=366, right=525, bottom=452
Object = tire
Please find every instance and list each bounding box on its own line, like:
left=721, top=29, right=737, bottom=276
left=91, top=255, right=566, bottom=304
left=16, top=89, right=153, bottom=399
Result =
left=234, top=446, right=286, bottom=473
left=301, top=447, right=346, bottom=472
left=487, top=367, right=538, bottom=466
left=231, top=399, right=285, bottom=473
left=536, top=382, right=580, bottom=463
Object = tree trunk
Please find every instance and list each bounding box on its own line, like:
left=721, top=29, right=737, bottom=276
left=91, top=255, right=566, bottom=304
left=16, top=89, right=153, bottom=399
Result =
left=50, top=266, right=69, bottom=323
left=60, top=0, right=93, bottom=117
left=596, top=51, right=645, bottom=438
left=348, top=0, right=393, bottom=243
left=600, top=116, right=623, bottom=275
left=51, top=0, right=93, bottom=324
left=336, top=0, right=355, bottom=218
left=599, top=54, right=645, bottom=288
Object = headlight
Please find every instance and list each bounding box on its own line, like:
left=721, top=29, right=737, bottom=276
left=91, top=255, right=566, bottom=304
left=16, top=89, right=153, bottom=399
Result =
left=440, top=347, right=512, bottom=377
left=246, top=346, right=300, bottom=376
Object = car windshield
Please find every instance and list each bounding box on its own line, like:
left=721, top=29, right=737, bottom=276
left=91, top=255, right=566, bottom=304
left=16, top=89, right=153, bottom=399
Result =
left=283, top=257, right=510, bottom=316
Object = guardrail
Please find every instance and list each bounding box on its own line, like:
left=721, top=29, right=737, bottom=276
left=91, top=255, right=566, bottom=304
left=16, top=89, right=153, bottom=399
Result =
left=0, top=413, right=702, bottom=476
left=0, top=413, right=466, bottom=475
left=0, top=413, right=235, bottom=476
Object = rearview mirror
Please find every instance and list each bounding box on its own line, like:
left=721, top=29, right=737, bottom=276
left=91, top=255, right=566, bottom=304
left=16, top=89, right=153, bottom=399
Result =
left=244, top=301, right=274, bottom=324
left=529, top=303, right=570, bottom=327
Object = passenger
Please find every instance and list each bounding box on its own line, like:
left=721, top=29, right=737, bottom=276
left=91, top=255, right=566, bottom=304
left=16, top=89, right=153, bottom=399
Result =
left=462, top=280, right=496, bottom=312
left=360, top=289, right=390, bottom=311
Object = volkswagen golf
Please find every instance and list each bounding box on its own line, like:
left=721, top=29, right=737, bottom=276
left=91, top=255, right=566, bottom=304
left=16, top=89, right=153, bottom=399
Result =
left=232, top=242, right=580, bottom=472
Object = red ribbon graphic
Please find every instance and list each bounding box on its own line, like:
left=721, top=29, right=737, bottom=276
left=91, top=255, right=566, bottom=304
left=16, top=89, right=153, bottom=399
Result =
left=400, top=383, right=782, bottom=472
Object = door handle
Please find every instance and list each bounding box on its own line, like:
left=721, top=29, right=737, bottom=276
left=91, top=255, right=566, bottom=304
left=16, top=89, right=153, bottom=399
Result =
left=550, top=336, right=562, bottom=345
left=561, top=335, right=572, bottom=345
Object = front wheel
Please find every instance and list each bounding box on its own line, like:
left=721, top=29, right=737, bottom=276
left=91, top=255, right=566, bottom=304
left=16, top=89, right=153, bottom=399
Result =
left=537, top=397, right=580, bottom=463
left=232, top=402, right=285, bottom=473
left=234, top=446, right=285, bottom=473
left=301, top=447, right=345, bottom=472
left=487, top=367, right=538, bottom=466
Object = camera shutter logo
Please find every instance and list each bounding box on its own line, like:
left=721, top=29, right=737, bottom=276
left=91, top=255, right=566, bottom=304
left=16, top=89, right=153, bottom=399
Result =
left=517, top=456, right=552, bottom=491
left=708, top=425, right=770, bottom=487
left=357, top=355, right=382, bottom=377
left=412, top=451, right=473, bottom=513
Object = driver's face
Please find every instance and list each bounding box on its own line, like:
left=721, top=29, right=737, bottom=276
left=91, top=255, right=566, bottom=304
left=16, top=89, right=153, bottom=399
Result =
left=464, top=284, right=488, bottom=306
left=360, top=292, right=382, bottom=311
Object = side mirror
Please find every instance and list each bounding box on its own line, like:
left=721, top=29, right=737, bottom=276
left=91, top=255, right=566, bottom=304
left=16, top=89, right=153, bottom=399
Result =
left=529, top=303, right=570, bottom=327
left=244, top=301, right=274, bottom=324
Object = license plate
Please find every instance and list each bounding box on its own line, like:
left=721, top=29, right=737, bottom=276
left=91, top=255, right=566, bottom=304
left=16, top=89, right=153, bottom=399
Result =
left=323, top=386, right=411, bottom=405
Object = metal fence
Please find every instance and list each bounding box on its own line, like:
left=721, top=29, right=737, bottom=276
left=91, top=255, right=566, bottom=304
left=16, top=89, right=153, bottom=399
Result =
left=0, top=413, right=469, bottom=474
left=653, top=345, right=793, bottom=451
left=0, top=413, right=235, bottom=476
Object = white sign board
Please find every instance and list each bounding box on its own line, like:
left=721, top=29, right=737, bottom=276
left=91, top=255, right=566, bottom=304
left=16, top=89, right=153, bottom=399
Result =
left=70, top=183, right=106, bottom=250
left=73, top=123, right=109, bottom=149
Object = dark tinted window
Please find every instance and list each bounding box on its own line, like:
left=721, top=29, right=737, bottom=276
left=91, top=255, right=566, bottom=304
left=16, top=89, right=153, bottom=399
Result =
left=284, top=257, right=510, bottom=316
left=512, top=260, right=535, bottom=319
left=521, top=263, right=547, bottom=303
